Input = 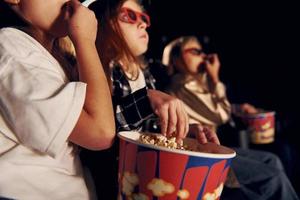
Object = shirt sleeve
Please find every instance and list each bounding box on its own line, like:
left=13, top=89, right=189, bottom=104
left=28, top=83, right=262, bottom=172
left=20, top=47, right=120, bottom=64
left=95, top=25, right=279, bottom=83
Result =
left=0, top=58, right=86, bottom=158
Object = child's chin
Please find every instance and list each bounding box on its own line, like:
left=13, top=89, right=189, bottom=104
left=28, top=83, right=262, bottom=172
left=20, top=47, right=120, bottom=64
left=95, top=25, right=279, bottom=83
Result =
left=135, top=47, right=148, bottom=56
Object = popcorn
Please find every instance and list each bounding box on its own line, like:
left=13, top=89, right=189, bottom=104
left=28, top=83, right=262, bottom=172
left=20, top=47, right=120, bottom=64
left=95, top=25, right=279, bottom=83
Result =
left=203, top=192, right=216, bottom=200
left=262, top=122, right=271, bottom=130
left=214, top=183, right=224, bottom=198
left=122, top=172, right=139, bottom=196
left=147, top=178, right=175, bottom=197
left=202, top=183, right=224, bottom=200
left=132, top=193, right=149, bottom=200
left=139, top=134, right=187, bottom=150
left=177, top=189, right=190, bottom=199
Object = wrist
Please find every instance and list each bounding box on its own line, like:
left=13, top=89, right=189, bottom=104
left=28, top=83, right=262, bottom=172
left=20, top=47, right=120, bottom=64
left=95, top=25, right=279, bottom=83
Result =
left=73, top=40, right=96, bottom=52
left=211, top=77, right=220, bottom=85
left=71, top=37, right=95, bottom=48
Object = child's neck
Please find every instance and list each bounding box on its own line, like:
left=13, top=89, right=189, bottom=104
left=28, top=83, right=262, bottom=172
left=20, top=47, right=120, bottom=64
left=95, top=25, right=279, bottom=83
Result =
left=21, top=27, right=55, bottom=52
left=118, top=60, right=140, bottom=81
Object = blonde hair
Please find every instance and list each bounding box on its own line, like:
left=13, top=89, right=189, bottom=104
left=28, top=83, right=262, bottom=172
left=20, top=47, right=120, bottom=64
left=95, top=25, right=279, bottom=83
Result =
left=57, top=36, right=76, bottom=57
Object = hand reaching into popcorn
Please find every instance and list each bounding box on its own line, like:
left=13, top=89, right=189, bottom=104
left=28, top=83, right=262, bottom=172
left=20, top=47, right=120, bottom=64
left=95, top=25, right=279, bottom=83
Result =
left=188, top=124, right=220, bottom=145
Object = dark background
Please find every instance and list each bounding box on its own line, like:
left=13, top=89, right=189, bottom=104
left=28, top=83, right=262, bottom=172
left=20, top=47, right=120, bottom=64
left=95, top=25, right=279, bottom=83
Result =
left=146, top=0, right=299, bottom=112
left=144, top=0, right=300, bottom=194
left=144, top=0, right=299, bottom=136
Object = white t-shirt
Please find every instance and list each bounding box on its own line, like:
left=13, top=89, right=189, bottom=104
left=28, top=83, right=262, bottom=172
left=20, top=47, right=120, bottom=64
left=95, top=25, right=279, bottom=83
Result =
left=0, top=28, right=91, bottom=199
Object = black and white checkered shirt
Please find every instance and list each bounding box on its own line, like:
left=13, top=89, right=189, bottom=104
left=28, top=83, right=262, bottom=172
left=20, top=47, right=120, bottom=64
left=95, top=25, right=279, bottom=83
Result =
left=111, top=62, right=158, bottom=132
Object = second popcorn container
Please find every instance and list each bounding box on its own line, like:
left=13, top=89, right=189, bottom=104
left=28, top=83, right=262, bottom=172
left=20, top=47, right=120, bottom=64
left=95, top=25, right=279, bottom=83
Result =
left=246, top=111, right=276, bottom=144
left=118, top=131, right=236, bottom=200
left=239, top=111, right=276, bottom=144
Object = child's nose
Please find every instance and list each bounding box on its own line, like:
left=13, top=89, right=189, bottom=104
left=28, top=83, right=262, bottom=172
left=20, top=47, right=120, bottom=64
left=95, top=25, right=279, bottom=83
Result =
left=137, top=19, right=147, bottom=29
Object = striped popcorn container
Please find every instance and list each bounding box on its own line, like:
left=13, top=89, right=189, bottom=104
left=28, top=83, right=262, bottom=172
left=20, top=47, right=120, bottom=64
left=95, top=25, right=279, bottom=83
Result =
left=118, top=131, right=236, bottom=200
left=242, top=111, right=276, bottom=144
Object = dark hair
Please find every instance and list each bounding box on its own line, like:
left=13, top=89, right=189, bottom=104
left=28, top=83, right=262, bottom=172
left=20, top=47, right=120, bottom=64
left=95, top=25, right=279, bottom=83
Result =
left=89, top=0, right=141, bottom=80
left=0, top=2, right=28, bottom=28
left=168, top=36, right=200, bottom=75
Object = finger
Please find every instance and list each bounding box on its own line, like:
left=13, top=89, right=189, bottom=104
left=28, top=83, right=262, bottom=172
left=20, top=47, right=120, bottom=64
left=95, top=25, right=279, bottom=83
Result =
left=176, top=138, right=183, bottom=145
left=155, top=106, right=168, bottom=136
left=213, top=53, right=219, bottom=61
left=184, top=105, right=189, bottom=138
left=178, top=101, right=189, bottom=138
left=203, top=127, right=220, bottom=145
left=175, top=101, right=186, bottom=140
left=205, top=57, right=213, bottom=69
left=213, top=54, right=221, bottom=67
left=197, top=131, right=208, bottom=144
left=166, top=101, right=177, bottom=137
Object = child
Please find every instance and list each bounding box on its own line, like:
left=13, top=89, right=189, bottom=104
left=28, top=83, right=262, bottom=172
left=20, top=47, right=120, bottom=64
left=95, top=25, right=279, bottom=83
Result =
left=84, top=0, right=219, bottom=199
left=91, top=0, right=189, bottom=140
left=162, top=36, right=231, bottom=132
left=162, top=35, right=299, bottom=200
left=0, top=0, right=115, bottom=199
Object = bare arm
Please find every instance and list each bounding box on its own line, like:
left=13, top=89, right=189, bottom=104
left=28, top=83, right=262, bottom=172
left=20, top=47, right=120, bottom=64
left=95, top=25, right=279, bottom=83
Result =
left=67, top=0, right=115, bottom=150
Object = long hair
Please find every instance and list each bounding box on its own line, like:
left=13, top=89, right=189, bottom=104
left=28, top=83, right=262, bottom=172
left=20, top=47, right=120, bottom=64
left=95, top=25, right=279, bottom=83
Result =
left=165, top=36, right=199, bottom=75
left=89, top=0, right=141, bottom=80
left=0, top=1, right=28, bottom=28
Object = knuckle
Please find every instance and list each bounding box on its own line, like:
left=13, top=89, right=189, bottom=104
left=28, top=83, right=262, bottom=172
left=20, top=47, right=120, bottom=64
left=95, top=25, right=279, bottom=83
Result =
left=168, top=120, right=176, bottom=127
left=178, top=117, right=185, bottom=124
left=160, top=118, right=167, bottom=124
left=161, top=104, right=169, bottom=111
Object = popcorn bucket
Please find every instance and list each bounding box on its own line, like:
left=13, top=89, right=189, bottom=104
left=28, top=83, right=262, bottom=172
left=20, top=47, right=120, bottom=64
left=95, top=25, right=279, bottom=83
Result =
left=241, top=111, right=275, bottom=144
left=118, top=131, right=236, bottom=200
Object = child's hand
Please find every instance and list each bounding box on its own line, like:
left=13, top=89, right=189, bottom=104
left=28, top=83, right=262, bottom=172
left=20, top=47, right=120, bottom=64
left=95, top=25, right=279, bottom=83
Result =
left=147, top=89, right=189, bottom=142
left=67, top=0, right=98, bottom=46
left=240, top=103, right=258, bottom=114
left=189, top=124, right=220, bottom=145
left=205, top=54, right=220, bottom=84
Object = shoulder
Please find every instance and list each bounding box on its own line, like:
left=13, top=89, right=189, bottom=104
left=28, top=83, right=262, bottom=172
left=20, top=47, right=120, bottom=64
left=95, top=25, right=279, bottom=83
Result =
left=0, top=27, right=54, bottom=63
left=110, top=62, right=131, bottom=97
left=0, top=28, right=66, bottom=81
left=0, top=28, right=35, bottom=57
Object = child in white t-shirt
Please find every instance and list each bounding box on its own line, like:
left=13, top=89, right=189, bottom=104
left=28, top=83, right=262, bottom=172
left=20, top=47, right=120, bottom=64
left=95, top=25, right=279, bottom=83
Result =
left=0, top=0, right=115, bottom=199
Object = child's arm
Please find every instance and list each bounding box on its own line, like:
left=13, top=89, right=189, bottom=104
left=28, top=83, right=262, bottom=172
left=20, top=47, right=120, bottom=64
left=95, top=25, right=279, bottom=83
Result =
left=67, top=1, right=115, bottom=150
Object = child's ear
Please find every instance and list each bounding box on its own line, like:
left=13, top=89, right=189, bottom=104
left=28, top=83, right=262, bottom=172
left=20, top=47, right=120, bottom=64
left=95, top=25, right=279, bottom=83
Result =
left=3, top=0, right=20, bottom=5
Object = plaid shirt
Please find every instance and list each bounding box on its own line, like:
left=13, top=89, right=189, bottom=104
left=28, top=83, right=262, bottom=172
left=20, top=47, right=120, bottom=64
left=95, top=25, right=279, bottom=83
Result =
left=111, top=62, right=158, bottom=132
